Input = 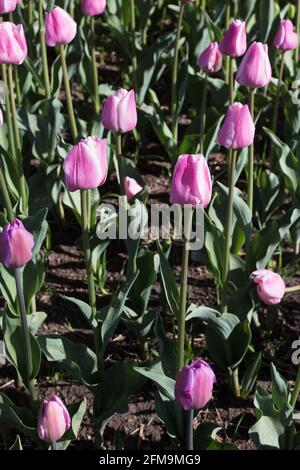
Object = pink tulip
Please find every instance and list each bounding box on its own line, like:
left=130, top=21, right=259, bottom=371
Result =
left=0, top=0, right=18, bottom=14
left=63, top=136, right=107, bottom=192
left=102, top=89, right=137, bottom=133
left=0, top=22, right=27, bottom=65
left=0, top=108, right=3, bottom=126
left=175, top=359, right=216, bottom=411
left=0, top=219, right=34, bottom=268
left=38, top=395, right=71, bottom=443
left=170, top=154, right=212, bottom=207
left=81, top=0, right=106, bottom=16
left=273, top=19, right=298, bottom=51
left=198, top=42, right=222, bottom=74
left=218, top=102, right=255, bottom=149
left=45, top=7, right=77, bottom=47
left=250, top=269, right=285, bottom=305
left=219, top=19, right=247, bottom=57
left=124, top=176, right=143, bottom=200
left=236, top=42, right=272, bottom=88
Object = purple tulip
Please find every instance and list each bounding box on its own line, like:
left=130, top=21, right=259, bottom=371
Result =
left=63, top=136, right=107, bottom=192
left=0, top=219, right=34, bottom=269
left=236, top=42, right=272, bottom=88
left=45, top=7, right=77, bottom=47
left=250, top=269, right=285, bottom=305
left=124, top=176, right=143, bottom=200
left=273, top=19, right=298, bottom=51
left=175, top=359, right=216, bottom=410
left=101, top=89, right=137, bottom=134
left=0, top=0, right=18, bottom=14
left=218, top=102, right=255, bottom=149
left=81, top=0, right=106, bottom=16
left=0, top=22, right=27, bottom=65
left=170, top=154, right=212, bottom=207
left=219, top=19, right=247, bottom=57
left=197, top=42, right=222, bottom=74
left=38, top=395, right=71, bottom=443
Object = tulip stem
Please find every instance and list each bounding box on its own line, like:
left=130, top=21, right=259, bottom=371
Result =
left=232, top=368, right=240, bottom=397
left=186, top=409, right=194, bottom=451
left=1, top=65, right=16, bottom=160
left=171, top=1, right=185, bottom=146
left=225, top=0, right=231, bottom=83
left=59, top=45, right=78, bottom=143
left=28, top=0, right=33, bottom=25
left=0, top=164, right=14, bottom=222
left=296, top=0, right=300, bottom=66
left=285, top=285, right=300, bottom=293
left=247, top=88, right=255, bottom=214
left=91, top=17, right=100, bottom=115
left=117, top=133, right=125, bottom=196
left=229, top=57, right=234, bottom=105
left=290, top=365, right=300, bottom=409
left=271, top=51, right=285, bottom=147
left=80, top=189, right=97, bottom=319
left=199, top=72, right=208, bottom=154
left=177, top=208, right=193, bottom=372
left=38, top=0, right=51, bottom=100
left=14, top=268, right=37, bottom=401
left=51, top=441, right=57, bottom=451
left=8, top=12, right=21, bottom=105
left=130, top=0, right=138, bottom=91
left=221, top=149, right=237, bottom=313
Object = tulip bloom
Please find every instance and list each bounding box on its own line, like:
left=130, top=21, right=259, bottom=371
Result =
left=170, top=154, right=212, bottom=207
left=63, top=136, right=107, bottom=192
left=81, top=0, right=106, bottom=16
left=197, top=42, right=222, bottom=74
left=38, top=395, right=71, bottom=443
left=250, top=269, right=285, bottom=305
left=102, top=89, right=137, bottom=134
left=0, top=22, right=27, bottom=65
left=218, top=102, right=255, bottom=149
left=45, top=7, right=77, bottom=47
left=220, top=19, right=247, bottom=57
left=0, top=0, right=17, bottom=14
left=124, top=176, right=143, bottom=200
left=236, top=42, right=272, bottom=88
left=273, top=19, right=298, bottom=51
left=0, top=219, right=34, bottom=268
left=175, top=359, right=216, bottom=410
left=0, top=108, right=3, bottom=126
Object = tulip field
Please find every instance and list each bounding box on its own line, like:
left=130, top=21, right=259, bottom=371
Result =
left=1, top=0, right=300, bottom=457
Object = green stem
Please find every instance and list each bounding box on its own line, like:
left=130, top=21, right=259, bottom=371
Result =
left=199, top=72, right=208, bottom=154
left=117, top=133, right=125, bottom=195
left=290, top=365, right=300, bottom=409
left=225, top=1, right=230, bottom=83
left=28, top=0, right=33, bottom=25
left=229, top=56, right=234, bottom=104
left=296, top=0, right=300, bottom=66
left=177, top=208, right=193, bottom=372
left=59, top=45, right=78, bottom=143
left=271, top=51, right=285, bottom=142
left=247, top=89, right=255, bottom=214
left=286, top=285, right=300, bottom=293
left=38, top=0, right=51, bottom=99
left=51, top=441, right=57, bottom=451
left=221, top=149, right=237, bottom=313
left=1, top=65, right=15, bottom=159
left=130, top=0, right=138, bottom=91
left=171, top=1, right=185, bottom=145
left=8, top=13, right=21, bottom=105
left=186, top=409, right=194, bottom=451
left=14, top=268, right=37, bottom=401
left=0, top=165, right=14, bottom=222
left=232, top=368, right=240, bottom=398
left=91, top=17, right=100, bottom=114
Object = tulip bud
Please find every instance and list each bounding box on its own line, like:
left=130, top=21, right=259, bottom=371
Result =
left=0, top=22, right=27, bottom=65
left=0, top=108, right=3, bottom=126
left=81, top=0, right=106, bottom=16
left=273, top=19, right=298, bottom=51
left=197, top=42, right=222, bottom=74
left=0, top=0, right=18, bottom=14
left=124, top=176, right=143, bottom=201
left=45, top=7, right=77, bottom=47
left=102, top=89, right=137, bottom=134
left=219, top=19, right=247, bottom=57
left=250, top=269, right=285, bottom=305
left=236, top=42, right=272, bottom=88
left=170, top=154, right=212, bottom=207
left=0, top=219, right=34, bottom=269
left=63, top=136, right=107, bottom=192
left=218, top=102, right=255, bottom=149
left=175, top=359, right=216, bottom=411
left=38, top=395, right=71, bottom=443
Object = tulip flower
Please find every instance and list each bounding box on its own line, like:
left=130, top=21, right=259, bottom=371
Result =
left=0, top=22, right=27, bottom=64
left=102, top=89, right=137, bottom=134
left=250, top=269, right=285, bottom=305
left=124, top=176, right=143, bottom=201
left=236, top=42, right=272, bottom=88
left=218, top=102, right=255, bottom=149
left=0, top=219, right=34, bottom=269
left=38, top=395, right=71, bottom=444
left=175, top=359, right=216, bottom=410
left=274, top=19, right=298, bottom=51
left=81, top=0, right=106, bottom=16
left=170, top=154, right=212, bottom=207
left=63, top=136, right=107, bottom=192
left=45, top=7, right=77, bottom=47
left=0, top=0, right=18, bottom=14
left=220, top=19, right=247, bottom=57
left=197, top=42, right=222, bottom=74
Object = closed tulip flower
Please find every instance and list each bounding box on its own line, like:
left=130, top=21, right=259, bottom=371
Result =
left=0, top=219, right=34, bottom=268
left=0, top=0, right=18, bottom=14
left=218, top=102, right=255, bottom=149
left=81, top=0, right=106, bottom=16
left=237, top=42, right=272, bottom=88
left=0, top=22, right=27, bottom=65
left=198, top=42, right=222, bottom=74
left=45, top=7, right=77, bottom=47
left=175, top=359, right=216, bottom=411
left=273, top=19, right=298, bottom=51
left=0, top=108, right=3, bottom=126
left=124, top=176, right=143, bottom=200
left=250, top=269, right=285, bottom=305
left=38, top=395, right=71, bottom=443
left=63, top=136, right=107, bottom=192
left=102, top=89, right=137, bottom=134
left=170, top=154, right=212, bottom=207
left=219, top=19, right=247, bottom=57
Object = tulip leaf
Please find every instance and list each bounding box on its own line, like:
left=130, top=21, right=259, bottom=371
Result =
left=157, top=241, right=180, bottom=319
left=0, top=393, right=36, bottom=440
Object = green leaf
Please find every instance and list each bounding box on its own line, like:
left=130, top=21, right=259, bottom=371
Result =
left=60, top=295, right=97, bottom=329
left=135, top=362, right=175, bottom=400
left=186, top=306, right=220, bottom=323
left=9, top=435, right=23, bottom=450
left=0, top=393, right=36, bottom=440
left=56, top=398, right=87, bottom=450
left=157, top=241, right=180, bottom=319
left=258, top=0, right=275, bottom=43
left=271, top=363, right=288, bottom=411
left=240, top=352, right=262, bottom=398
